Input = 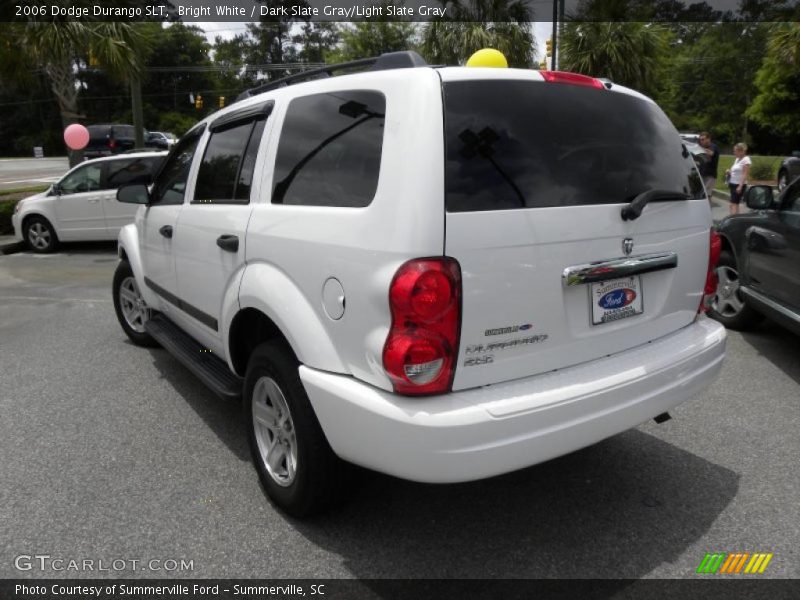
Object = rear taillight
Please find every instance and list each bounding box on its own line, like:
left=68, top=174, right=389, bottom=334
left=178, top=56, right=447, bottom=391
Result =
left=699, top=229, right=722, bottom=313
left=383, top=258, right=462, bottom=395
left=108, top=138, right=116, bottom=149
left=540, top=70, right=605, bottom=90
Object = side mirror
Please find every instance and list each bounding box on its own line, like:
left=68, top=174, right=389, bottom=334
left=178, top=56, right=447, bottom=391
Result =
left=117, top=183, right=150, bottom=205
left=745, top=185, right=773, bottom=210
left=51, top=183, right=62, bottom=196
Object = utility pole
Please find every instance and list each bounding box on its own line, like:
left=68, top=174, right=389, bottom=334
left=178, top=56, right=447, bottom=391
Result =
left=131, top=76, right=144, bottom=149
left=551, top=0, right=558, bottom=70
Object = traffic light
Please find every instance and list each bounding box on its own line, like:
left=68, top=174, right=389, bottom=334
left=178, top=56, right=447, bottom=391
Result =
left=219, top=96, right=225, bottom=108
left=539, top=60, right=547, bottom=70
left=545, top=39, right=552, bottom=57
left=195, top=95, right=203, bottom=110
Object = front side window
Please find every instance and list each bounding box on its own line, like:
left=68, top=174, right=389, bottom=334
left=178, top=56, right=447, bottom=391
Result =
left=272, top=90, right=386, bottom=207
left=59, top=164, right=103, bottom=195
left=194, top=118, right=265, bottom=204
left=105, top=157, right=163, bottom=189
left=443, top=80, right=705, bottom=212
left=150, top=126, right=204, bottom=206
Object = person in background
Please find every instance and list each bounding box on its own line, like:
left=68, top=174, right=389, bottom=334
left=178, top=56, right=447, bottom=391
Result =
left=698, top=131, right=719, bottom=202
left=725, top=142, right=751, bottom=215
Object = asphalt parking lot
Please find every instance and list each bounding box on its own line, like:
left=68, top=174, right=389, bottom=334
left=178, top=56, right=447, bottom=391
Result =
left=0, top=243, right=798, bottom=580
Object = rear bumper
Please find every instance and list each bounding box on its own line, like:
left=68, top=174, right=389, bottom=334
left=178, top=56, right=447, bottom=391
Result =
left=301, top=317, right=726, bottom=483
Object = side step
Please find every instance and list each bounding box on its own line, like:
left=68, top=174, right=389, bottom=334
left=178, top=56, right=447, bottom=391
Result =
left=146, top=314, right=243, bottom=401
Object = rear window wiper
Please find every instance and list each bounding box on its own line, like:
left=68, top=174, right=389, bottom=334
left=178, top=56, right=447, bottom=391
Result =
left=621, top=189, right=691, bottom=221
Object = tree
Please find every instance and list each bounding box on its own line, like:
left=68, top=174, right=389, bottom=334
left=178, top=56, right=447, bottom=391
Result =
left=421, top=0, right=535, bottom=67
left=0, top=20, right=149, bottom=165
left=559, top=22, right=669, bottom=97
left=335, top=22, right=419, bottom=62
left=660, top=22, right=769, bottom=146
left=294, top=23, right=340, bottom=64
left=747, top=24, right=800, bottom=137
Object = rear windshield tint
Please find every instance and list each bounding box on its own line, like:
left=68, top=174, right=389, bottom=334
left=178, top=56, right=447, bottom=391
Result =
left=443, top=80, right=704, bottom=212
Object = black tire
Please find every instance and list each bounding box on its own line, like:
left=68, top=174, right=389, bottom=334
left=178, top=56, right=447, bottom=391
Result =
left=23, top=215, right=59, bottom=253
left=112, top=260, right=158, bottom=347
left=708, top=250, right=763, bottom=330
left=245, top=340, right=350, bottom=517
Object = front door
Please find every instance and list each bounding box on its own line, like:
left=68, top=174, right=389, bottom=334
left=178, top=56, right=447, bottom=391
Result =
left=746, top=180, right=800, bottom=310
left=139, top=127, right=205, bottom=314
left=53, top=162, right=106, bottom=240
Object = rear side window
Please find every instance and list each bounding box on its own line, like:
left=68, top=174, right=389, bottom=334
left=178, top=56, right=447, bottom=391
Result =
left=105, top=157, right=162, bottom=189
left=194, top=119, right=265, bottom=204
left=444, top=80, right=704, bottom=212
left=272, top=90, right=385, bottom=207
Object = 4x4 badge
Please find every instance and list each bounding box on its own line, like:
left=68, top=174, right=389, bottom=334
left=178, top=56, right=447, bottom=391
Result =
left=623, top=238, right=634, bottom=256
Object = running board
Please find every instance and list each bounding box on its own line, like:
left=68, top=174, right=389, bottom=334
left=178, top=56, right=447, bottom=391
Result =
left=146, top=314, right=242, bottom=401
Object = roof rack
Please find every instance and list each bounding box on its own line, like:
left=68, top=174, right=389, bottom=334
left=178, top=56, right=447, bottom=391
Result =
left=235, top=51, right=429, bottom=102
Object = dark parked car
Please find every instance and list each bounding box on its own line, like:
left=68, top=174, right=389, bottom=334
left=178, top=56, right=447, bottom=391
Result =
left=84, top=124, right=144, bottom=158
left=710, top=179, right=800, bottom=335
left=777, top=151, right=800, bottom=191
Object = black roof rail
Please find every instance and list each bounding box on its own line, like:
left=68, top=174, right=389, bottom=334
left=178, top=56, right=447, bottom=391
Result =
left=235, top=51, right=429, bottom=102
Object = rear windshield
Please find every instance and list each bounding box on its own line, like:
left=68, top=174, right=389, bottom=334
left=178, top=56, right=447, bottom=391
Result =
left=443, top=80, right=704, bottom=212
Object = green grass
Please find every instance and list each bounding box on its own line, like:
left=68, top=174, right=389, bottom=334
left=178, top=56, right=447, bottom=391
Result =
left=0, top=184, right=49, bottom=196
left=715, top=155, right=782, bottom=191
left=0, top=198, right=19, bottom=236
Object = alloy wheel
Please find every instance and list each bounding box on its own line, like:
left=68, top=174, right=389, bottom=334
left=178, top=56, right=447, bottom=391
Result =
left=252, top=376, right=298, bottom=487
left=118, top=276, right=151, bottom=333
left=712, top=265, right=745, bottom=317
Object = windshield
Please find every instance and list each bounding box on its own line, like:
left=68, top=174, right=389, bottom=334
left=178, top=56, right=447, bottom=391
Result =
left=443, top=80, right=704, bottom=212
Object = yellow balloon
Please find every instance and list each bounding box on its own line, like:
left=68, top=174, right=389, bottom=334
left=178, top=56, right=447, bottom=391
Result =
left=466, top=48, right=508, bottom=68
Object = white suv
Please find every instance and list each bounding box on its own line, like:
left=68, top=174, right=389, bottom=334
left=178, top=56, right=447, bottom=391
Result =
left=113, top=52, right=726, bottom=516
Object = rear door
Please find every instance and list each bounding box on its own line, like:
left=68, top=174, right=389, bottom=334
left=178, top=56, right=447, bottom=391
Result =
left=440, top=72, right=710, bottom=390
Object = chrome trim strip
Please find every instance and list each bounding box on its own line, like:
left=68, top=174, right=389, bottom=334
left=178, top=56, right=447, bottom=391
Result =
left=563, top=252, right=678, bottom=286
left=740, top=286, right=800, bottom=325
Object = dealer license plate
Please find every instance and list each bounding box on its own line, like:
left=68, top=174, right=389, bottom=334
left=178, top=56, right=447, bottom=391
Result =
left=591, top=276, right=643, bottom=325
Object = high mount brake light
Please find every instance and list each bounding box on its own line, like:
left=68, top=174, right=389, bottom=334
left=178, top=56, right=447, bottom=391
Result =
left=699, top=229, right=722, bottom=314
left=540, top=70, right=606, bottom=90
left=383, top=258, right=462, bottom=395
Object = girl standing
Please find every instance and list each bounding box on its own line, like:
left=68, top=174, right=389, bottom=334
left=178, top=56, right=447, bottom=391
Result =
left=726, top=143, right=751, bottom=215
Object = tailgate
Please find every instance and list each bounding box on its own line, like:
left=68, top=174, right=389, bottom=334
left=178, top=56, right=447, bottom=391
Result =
left=440, top=74, right=709, bottom=391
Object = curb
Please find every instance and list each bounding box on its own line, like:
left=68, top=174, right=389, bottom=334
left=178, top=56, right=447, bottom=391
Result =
left=0, top=237, right=24, bottom=255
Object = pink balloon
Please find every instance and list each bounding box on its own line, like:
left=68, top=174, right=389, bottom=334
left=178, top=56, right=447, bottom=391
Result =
left=64, top=124, right=90, bottom=151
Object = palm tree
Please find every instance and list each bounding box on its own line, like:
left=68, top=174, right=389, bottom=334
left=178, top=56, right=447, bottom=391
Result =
left=1, top=22, right=149, bottom=165
left=768, top=22, right=800, bottom=66
left=559, top=22, right=668, bottom=96
left=421, top=0, right=535, bottom=68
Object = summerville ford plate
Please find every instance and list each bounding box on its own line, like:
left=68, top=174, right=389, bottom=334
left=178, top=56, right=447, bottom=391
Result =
left=591, top=276, right=643, bottom=325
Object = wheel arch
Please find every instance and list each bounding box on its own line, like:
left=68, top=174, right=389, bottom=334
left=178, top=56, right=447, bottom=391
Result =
left=231, top=263, right=347, bottom=377
left=116, top=223, right=157, bottom=307
left=21, top=212, right=60, bottom=238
